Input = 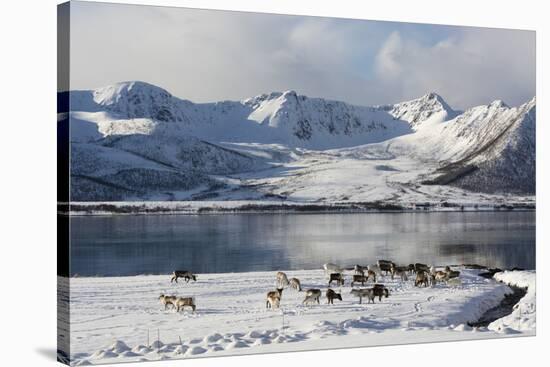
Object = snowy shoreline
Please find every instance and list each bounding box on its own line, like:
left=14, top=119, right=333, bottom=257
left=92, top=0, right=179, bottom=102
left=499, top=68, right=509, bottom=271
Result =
left=61, top=200, right=535, bottom=216
left=488, top=271, right=536, bottom=333
left=61, top=268, right=535, bottom=365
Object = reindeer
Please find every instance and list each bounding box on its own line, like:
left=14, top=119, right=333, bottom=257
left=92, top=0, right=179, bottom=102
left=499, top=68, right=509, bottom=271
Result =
left=378, top=260, right=394, bottom=276
left=174, top=296, right=196, bottom=312
left=276, top=271, right=290, bottom=287
left=351, top=274, right=368, bottom=287
left=171, top=270, right=197, bottom=283
left=354, top=264, right=367, bottom=276
left=372, top=284, right=390, bottom=301
left=323, top=263, right=343, bottom=276
left=158, top=294, right=177, bottom=310
left=266, top=288, right=284, bottom=309
left=415, top=271, right=430, bottom=287
left=289, top=277, right=302, bottom=291
left=302, top=289, right=322, bottom=305
left=444, top=266, right=460, bottom=279
left=414, top=263, right=430, bottom=274
left=350, top=288, right=372, bottom=304
left=390, top=264, right=409, bottom=281
left=366, top=269, right=377, bottom=283
left=368, top=264, right=382, bottom=277
left=328, top=273, right=345, bottom=286
left=432, top=270, right=448, bottom=284
left=326, top=289, right=342, bottom=304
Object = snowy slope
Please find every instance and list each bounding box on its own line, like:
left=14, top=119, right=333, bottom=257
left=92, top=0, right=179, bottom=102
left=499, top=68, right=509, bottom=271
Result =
left=70, top=143, right=215, bottom=201
left=413, top=98, right=536, bottom=193
left=445, top=98, right=536, bottom=193
left=67, top=81, right=536, bottom=203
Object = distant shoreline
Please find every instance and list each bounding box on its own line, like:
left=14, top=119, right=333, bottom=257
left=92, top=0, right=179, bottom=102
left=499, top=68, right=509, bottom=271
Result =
left=59, top=201, right=536, bottom=216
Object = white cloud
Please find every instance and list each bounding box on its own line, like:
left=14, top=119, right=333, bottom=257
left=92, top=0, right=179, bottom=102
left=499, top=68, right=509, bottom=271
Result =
left=69, top=2, right=535, bottom=110
left=373, top=28, right=535, bottom=108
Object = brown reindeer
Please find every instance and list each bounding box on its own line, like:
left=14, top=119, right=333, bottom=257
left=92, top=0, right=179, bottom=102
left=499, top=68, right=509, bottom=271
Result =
left=445, top=266, right=461, bottom=279
left=378, top=260, right=394, bottom=275
left=372, top=284, right=390, bottom=301
left=390, top=264, right=409, bottom=281
left=415, top=271, right=430, bottom=287
left=266, top=288, right=283, bottom=309
left=432, top=270, right=448, bottom=284
left=289, top=277, right=302, bottom=291
left=171, top=270, right=197, bottom=283
left=302, top=289, right=322, bottom=305
left=351, top=274, right=367, bottom=287
left=354, top=265, right=367, bottom=276
left=328, top=273, right=345, bottom=286
left=366, top=269, right=377, bottom=283
left=414, top=263, right=430, bottom=274
left=326, top=289, right=342, bottom=304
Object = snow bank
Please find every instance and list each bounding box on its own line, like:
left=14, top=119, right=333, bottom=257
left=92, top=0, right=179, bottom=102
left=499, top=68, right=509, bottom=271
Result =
left=489, top=270, right=536, bottom=333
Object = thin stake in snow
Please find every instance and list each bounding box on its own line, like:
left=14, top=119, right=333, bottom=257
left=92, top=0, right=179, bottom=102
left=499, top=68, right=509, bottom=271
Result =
left=281, top=309, right=289, bottom=335
left=157, top=329, right=160, bottom=353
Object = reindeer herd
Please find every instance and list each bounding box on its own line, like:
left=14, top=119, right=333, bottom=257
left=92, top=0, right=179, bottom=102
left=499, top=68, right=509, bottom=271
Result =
left=159, top=261, right=461, bottom=313
left=263, top=260, right=462, bottom=309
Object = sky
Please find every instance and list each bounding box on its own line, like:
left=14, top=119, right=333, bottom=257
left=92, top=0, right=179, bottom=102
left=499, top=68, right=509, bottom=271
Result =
left=68, top=1, right=535, bottom=110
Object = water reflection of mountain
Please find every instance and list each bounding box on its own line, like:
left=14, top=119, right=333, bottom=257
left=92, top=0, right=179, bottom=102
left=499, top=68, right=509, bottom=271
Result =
left=70, top=212, right=535, bottom=276
left=436, top=243, right=535, bottom=270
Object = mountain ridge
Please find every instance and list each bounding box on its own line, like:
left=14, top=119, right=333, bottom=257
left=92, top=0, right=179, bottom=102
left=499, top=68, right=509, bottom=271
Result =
left=66, top=81, right=536, bottom=202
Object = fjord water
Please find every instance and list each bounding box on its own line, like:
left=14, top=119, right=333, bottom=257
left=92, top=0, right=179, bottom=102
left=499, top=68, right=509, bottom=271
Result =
left=70, top=211, right=535, bottom=277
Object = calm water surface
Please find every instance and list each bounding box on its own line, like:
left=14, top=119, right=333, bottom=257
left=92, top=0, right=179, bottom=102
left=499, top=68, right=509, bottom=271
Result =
left=70, top=211, right=535, bottom=276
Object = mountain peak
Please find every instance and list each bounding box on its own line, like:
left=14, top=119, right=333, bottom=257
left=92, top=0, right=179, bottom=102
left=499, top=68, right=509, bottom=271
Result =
left=489, top=99, right=509, bottom=109
left=389, top=92, right=455, bottom=129
left=420, top=92, right=453, bottom=111
left=89, top=81, right=188, bottom=123
left=423, top=91, right=442, bottom=100
left=282, top=90, right=298, bottom=98
left=93, top=81, right=173, bottom=107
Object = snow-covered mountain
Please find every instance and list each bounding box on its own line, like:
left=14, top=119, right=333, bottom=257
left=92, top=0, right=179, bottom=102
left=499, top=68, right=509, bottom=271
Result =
left=71, top=81, right=420, bottom=149
left=66, top=81, right=535, bottom=202
left=424, top=97, right=536, bottom=194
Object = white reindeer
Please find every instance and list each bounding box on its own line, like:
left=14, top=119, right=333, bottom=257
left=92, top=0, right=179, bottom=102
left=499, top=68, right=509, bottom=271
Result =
left=158, top=294, right=177, bottom=310
left=276, top=271, right=290, bottom=287
left=174, top=296, right=196, bottom=312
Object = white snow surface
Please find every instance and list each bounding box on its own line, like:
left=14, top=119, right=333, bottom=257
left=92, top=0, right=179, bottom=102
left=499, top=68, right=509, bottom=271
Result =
left=62, top=268, right=534, bottom=365
left=489, top=270, right=536, bottom=333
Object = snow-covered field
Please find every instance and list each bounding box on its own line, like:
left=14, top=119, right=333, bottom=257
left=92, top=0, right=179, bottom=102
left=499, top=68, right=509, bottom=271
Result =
left=61, top=268, right=535, bottom=366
